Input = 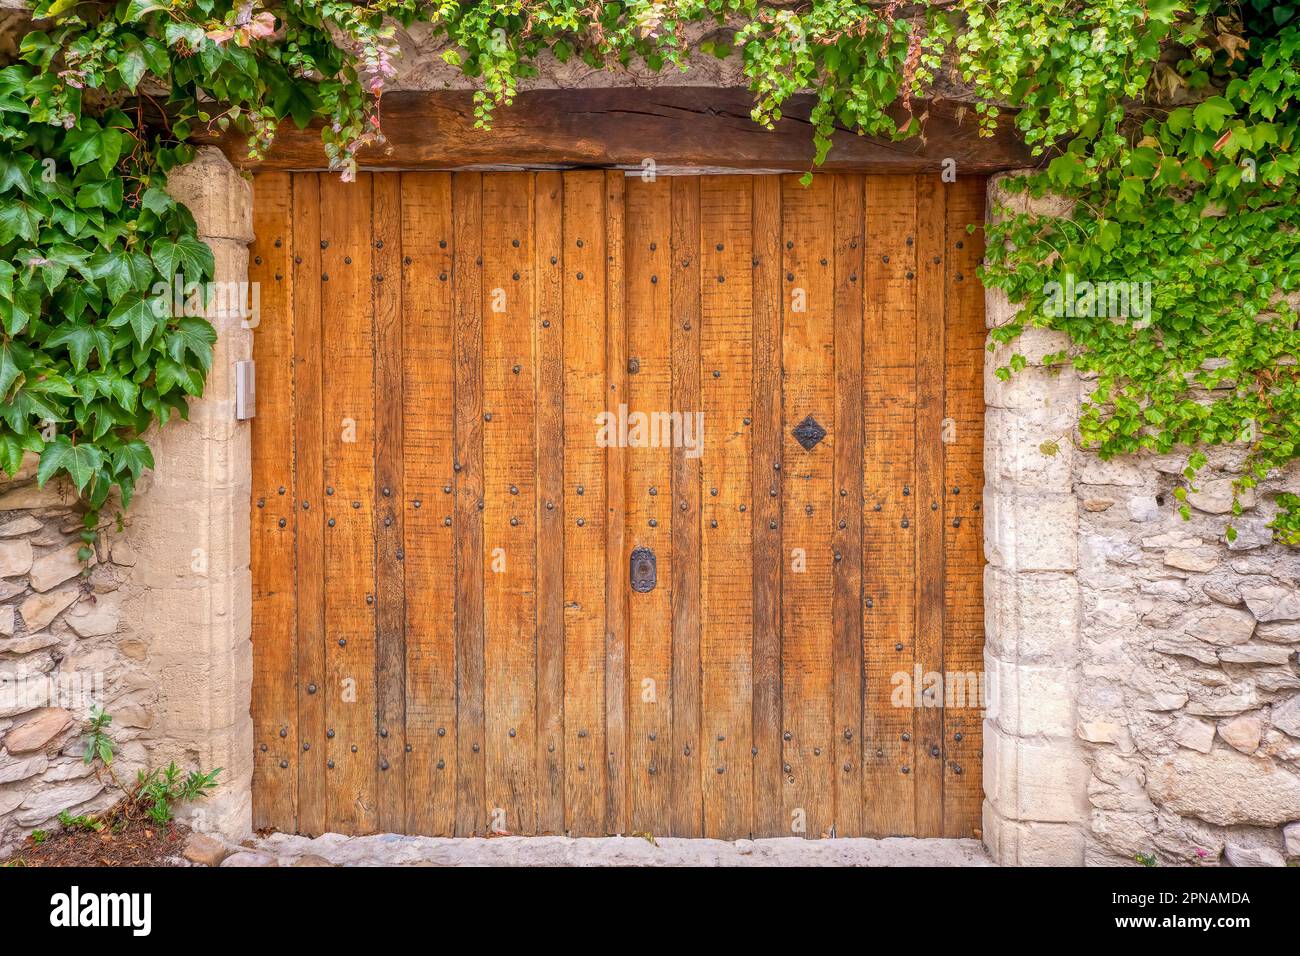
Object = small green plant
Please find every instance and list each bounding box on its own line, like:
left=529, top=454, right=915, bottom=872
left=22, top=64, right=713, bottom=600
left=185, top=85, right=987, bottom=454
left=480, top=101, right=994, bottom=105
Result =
left=29, top=829, right=49, bottom=845
left=1135, top=851, right=1159, bottom=867
left=1269, top=494, right=1300, bottom=546
left=56, top=809, right=104, bottom=833
left=77, top=707, right=221, bottom=829
left=136, top=762, right=222, bottom=825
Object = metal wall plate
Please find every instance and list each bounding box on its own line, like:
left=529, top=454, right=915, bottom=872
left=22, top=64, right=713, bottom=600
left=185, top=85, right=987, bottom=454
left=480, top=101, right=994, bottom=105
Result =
left=235, top=360, right=256, bottom=420
left=630, top=546, right=656, bottom=592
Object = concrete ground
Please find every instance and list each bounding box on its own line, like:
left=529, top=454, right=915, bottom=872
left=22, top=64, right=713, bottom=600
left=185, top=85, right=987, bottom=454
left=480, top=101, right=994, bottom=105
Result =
left=211, top=832, right=994, bottom=867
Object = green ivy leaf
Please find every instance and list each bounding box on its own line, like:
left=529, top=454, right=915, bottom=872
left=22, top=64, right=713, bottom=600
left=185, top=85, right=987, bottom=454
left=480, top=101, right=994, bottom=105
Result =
left=107, top=295, right=158, bottom=345
left=37, top=435, right=103, bottom=492
left=151, top=236, right=213, bottom=284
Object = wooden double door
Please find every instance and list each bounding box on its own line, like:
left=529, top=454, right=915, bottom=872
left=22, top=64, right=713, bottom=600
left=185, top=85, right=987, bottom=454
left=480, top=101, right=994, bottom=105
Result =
left=249, top=171, right=986, bottom=839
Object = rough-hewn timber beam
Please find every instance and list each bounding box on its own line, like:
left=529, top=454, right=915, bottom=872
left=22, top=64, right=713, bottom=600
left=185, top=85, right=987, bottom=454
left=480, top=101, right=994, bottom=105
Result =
left=200, top=87, right=1036, bottom=174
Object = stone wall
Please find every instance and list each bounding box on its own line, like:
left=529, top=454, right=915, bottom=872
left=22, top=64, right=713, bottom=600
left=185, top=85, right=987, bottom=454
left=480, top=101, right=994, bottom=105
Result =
left=981, top=172, right=1300, bottom=866
left=0, top=148, right=254, bottom=852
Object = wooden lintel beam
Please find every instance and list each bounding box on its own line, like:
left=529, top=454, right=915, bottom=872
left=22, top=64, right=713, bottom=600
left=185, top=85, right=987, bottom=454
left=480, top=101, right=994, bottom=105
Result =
left=200, top=87, right=1036, bottom=174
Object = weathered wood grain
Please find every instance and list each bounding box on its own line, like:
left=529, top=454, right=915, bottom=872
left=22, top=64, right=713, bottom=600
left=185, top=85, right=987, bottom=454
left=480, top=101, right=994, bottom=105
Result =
left=399, top=172, right=457, bottom=835
left=669, top=175, right=704, bottom=838
left=249, top=172, right=296, bottom=833
left=862, top=175, right=919, bottom=837
left=624, top=176, right=675, bottom=837
left=452, top=172, right=486, bottom=836
left=207, top=89, right=1033, bottom=175
left=319, top=172, right=378, bottom=834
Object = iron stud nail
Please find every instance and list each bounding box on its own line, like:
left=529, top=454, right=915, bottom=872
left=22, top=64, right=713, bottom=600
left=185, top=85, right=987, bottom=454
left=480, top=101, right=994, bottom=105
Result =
left=510, top=517, right=519, bottom=527
left=649, top=486, right=658, bottom=496
left=302, top=743, right=310, bottom=752
left=751, top=747, right=758, bottom=756
left=437, top=759, right=445, bottom=769
left=770, top=488, right=778, bottom=498
left=681, top=501, right=688, bottom=512
left=931, top=746, right=940, bottom=757
left=710, top=487, right=718, bottom=496
left=472, top=743, right=480, bottom=752
left=444, top=517, right=452, bottom=527
left=352, top=501, right=361, bottom=509
left=327, top=729, right=335, bottom=738
left=576, top=272, right=584, bottom=280
left=366, top=594, right=374, bottom=605
left=278, top=518, right=286, bottom=528
left=895, top=642, right=903, bottom=651
left=902, top=732, right=911, bottom=742
left=351, top=745, right=358, bottom=753
left=308, top=683, right=318, bottom=694
left=716, top=766, right=724, bottom=774
left=327, top=760, right=335, bottom=769
left=710, top=519, right=718, bottom=528
left=814, top=748, right=822, bottom=756
left=649, top=518, right=657, bottom=527
left=901, top=766, right=910, bottom=774
left=338, top=638, right=346, bottom=646
left=484, top=412, right=492, bottom=421
left=901, top=518, right=910, bottom=528
left=260, top=744, right=268, bottom=752
left=509, top=728, right=517, bottom=737
left=328, top=519, right=336, bottom=527
left=546, top=500, right=554, bottom=510
left=577, top=485, right=585, bottom=495
left=786, top=240, right=794, bottom=249
left=769, top=520, right=777, bottom=529
left=278, top=486, right=286, bottom=495
left=783, top=763, right=791, bottom=773
left=955, top=732, right=964, bottom=742
left=320, top=240, right=328, bottom=249
left=578, top=729, right=588, bottom=738
left=344, top=256, right=352, bottom=264
left=649, top=765, right=657, bottom=775
left=257, top=498, right=264, bottom=508
left=783, top=731, right=792, bottom=741
left=438, top=727, right=446, bottom=737
left=577, top=518, right=585, bottom=527
left=513, top=364, right=521, bottom=374
left=280, top=760, right=288, bottom=768
left=405, top=744, right=412, bottom=753
left=414, top=500, right=422, bottom=508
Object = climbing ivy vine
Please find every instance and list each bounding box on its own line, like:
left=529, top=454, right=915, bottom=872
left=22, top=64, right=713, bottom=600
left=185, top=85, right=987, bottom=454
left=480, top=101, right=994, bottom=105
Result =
left=0, top=1, right=1297, bottom=543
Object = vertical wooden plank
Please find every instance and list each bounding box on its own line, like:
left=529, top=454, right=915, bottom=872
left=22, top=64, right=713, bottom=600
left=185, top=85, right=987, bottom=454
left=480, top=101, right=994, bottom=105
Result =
left=750, top=175, right=784, bottom=838
left=250, top=172, right=296, bottom=833
left=699, top=175, right=754, bottom=839
left=624, top=177, right=674, bottom=837
left=453, top=172, right=486, bottom=836
left=481, top=172, right=538, bottom=835
left=914, top=175, right=947, bottom=837
left=669, top=176, right=703, bottom=838
left=534, top=171, right=566, bottom=834
left=562, top=171, right=608, bottom=835
left=319, top=172, right=378, bottom=835
left=373, top=174, right=406, bottom=831
left=604, top=171, right=630, bottom=835
left=291, top=173, right=327, bottom=837
left=401, top=172, right=457, bottom=835
left=862, top=174, right=919, bottom=837
left=942, top=177, right=987, bottom=837
left=831, top=174, right=865, bottom=837
left=780, top=174, right=836, bottom=838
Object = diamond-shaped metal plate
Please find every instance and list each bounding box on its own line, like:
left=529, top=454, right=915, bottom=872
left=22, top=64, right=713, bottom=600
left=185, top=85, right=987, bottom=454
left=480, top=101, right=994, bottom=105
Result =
left=792, top=414, right=826, bottom=451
